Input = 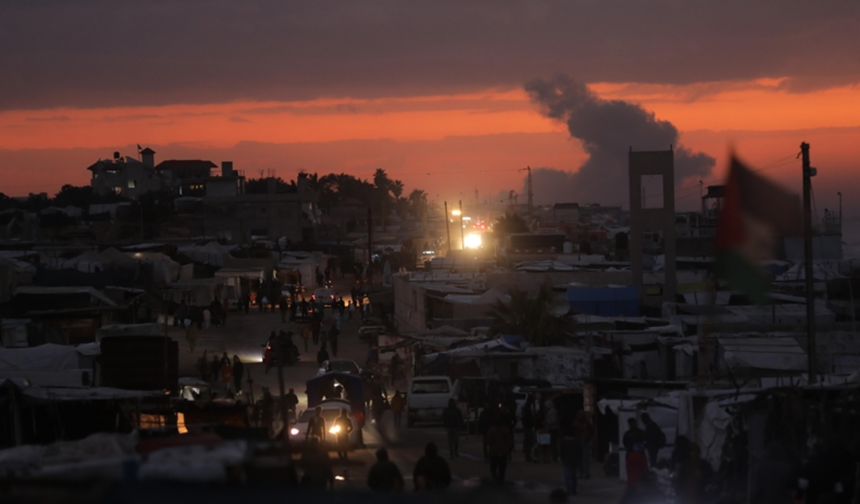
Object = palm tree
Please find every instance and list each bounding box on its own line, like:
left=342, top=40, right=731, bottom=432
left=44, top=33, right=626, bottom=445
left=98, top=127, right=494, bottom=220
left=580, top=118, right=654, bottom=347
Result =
left=494, top=212, right=528, bottom=236
left=408, top=189, right=427, bottom=217
left=487, top=282, right=560, bottom=346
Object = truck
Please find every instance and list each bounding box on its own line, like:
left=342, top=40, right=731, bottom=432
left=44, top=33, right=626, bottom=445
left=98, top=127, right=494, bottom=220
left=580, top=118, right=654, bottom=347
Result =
left=406, top=375, right=453, bottom=427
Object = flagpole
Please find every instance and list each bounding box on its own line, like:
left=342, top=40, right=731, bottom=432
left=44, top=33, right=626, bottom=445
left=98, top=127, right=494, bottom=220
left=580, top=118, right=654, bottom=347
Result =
left=801, top=142, right=817, bottom=384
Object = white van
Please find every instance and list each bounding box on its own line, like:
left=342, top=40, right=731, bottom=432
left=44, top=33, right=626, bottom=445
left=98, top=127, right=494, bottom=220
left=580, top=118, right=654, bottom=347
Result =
left=406, top=375, right=453, bottom=427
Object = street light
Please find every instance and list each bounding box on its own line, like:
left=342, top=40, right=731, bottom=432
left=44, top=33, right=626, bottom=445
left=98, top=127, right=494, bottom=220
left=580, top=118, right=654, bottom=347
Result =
left=451, top=209, right=461, bottom=217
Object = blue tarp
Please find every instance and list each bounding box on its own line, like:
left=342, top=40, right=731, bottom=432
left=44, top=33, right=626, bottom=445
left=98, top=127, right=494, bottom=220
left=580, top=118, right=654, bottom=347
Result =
left=567, top=287, right=640, bottom=317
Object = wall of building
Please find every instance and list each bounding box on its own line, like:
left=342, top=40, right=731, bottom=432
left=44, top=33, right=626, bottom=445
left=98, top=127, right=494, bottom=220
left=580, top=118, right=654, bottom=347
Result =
left=393, top=275, right=428, bottom=333
left=187, top=194, right=316, bottom=242
left=485, top=270, right=633, bottom=294
left=91, top=161, right=162, bottom=199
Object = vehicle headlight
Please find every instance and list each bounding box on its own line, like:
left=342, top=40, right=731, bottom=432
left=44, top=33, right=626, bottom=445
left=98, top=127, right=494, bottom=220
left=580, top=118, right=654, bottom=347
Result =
left=290, top=428, right=300, bottom=436
left=330, top=425, right=341, bottom=434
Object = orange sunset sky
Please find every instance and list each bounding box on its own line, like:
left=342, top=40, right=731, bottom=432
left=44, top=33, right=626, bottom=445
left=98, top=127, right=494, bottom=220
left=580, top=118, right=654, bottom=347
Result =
left=1, top=1, right=859, bottom=222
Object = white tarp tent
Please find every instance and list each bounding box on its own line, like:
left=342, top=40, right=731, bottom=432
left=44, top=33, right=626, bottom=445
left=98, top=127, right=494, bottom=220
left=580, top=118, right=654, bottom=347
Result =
left=178, top=242, right=232, bottom=267
left=0, top=343, right=98, bottom=372
left=127, top=252, right=180, bottom=283
left=718, top=336, right=807, bottom=371
left=422, top=337, right=520, bottom=362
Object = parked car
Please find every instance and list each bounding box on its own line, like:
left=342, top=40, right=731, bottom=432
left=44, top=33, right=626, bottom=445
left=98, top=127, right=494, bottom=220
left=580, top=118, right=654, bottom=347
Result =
left=289, top=399, right=360, bottom=449
left=318, top=360, right=362, bottom=376
left=312, top=288, right=336, bottom=306
left=406, top=375, right=453, bottom=427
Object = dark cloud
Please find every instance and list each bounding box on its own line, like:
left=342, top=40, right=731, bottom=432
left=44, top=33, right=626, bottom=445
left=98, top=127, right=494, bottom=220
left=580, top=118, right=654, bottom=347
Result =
left=524, top=75, right=715, bottom=206
left=1, top=1, right=859, bottom=110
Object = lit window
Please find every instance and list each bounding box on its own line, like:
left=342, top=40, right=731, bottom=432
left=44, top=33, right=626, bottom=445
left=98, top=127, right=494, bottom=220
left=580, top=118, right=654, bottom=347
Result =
left=128, top=180, right=136, bottom=189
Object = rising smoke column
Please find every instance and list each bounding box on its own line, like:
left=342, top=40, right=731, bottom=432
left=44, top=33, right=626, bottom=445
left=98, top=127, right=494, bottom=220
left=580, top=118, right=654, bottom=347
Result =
left=524, top=75, right=715, bottom=206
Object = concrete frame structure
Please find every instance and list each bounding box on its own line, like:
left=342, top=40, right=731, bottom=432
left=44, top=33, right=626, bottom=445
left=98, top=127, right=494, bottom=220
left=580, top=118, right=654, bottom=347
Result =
left=629, top=148, right=676, bottom=306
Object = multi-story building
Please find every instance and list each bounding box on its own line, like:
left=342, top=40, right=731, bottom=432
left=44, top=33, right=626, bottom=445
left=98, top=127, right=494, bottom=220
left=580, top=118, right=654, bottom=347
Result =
left=87, top=150, right=165, bottom=199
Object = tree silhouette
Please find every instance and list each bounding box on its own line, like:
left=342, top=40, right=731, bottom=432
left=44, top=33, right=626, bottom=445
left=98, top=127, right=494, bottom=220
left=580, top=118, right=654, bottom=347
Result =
left=487, top=282, right=561, bottom=346
left=494, top=212, right=528, bottom=236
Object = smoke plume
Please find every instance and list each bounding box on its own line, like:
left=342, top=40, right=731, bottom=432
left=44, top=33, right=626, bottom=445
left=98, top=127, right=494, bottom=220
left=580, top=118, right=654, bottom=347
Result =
left=524, top=75, right=715, bottom=206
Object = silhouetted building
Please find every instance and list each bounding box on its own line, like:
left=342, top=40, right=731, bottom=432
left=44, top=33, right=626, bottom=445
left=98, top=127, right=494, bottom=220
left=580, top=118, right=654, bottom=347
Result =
left=88, top=150, right=165, bottom=199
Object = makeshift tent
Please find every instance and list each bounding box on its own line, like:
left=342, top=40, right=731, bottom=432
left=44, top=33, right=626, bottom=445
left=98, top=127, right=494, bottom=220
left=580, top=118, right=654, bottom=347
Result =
left=567, top=286, right=640, bottom=317
left=178, top=242, right=232, bottom=267
left=99, top=247, right=135, bottom=265
left=422, top=337, right=521, bottom=363
left=775, top=261, right=843, bottom=282
left=127, top=252, right=180, bottom=283
left=305, top=372, right=365, bottom=425
left=718, top=335, right=807, bottom=372
left=0, top=343, right=98, bottom=371
left=63, top=250, right=106, bottom=273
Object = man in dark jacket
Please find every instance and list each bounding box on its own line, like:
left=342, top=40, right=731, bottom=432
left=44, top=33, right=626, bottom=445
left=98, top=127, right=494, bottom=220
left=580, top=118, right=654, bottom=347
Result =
left=521, top=396, right=536, bottom=462
left=413, top=443, right=451, bottom=491
left=559, top=430, right=582, bottom=496
left=488, top=416, right=513, bottom=485
left=478, top=403, right=494, bottom=461
left=442, top=398, right=463, bottom=459
left=623, top=418, right=648, bottom=486
left=640, top=412, right=665, bottom=467
left=367, top=448, right=404, bottom=492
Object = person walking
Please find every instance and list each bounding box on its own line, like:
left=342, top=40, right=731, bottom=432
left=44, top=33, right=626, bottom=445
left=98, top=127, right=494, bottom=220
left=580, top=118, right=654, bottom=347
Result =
left=348, top=300, right=355, bottom=320
left=573, top=411, right=596, bottom=479
left=289, top=297, right=298, bottom=321
left=442, top=398, right=463, bottom=459
left=305, top=406, right=327, bottom=443
left=311, top=316, right=321, bottom=345
left=478, top=403, right=494, bottom=461
left=185, top=323, right=198, bottom=352
left=333, top=408, right=354, bottom=460
left=285, top=388, right=300, bottom=417
left=231, top=355, right=244, bottom=395
left=389, top=352, right=402, bottom=386
left=367, top=448, right=404, bottom=492
left=641, top=412, right=666, bottom=468
left=488, top=414, right=513, bottom=486
left=390, top=391, right=406, bottom=428
left=545, top=400, right=561, bottom=463
left=209, top=354, right=221, bottom=384
left=413, top=443, right=451, bottom=491
left=301, top=323, right=311, bottom=352
left=623, top=418, right=648, bottom=487
left=522, top=396, right=536, bottom=462
left=220, top=357, right=233, bottom=391
left=196, top=350, right=209, bottom=380
left=329, top=323, right=339, bottom=357
left=317, top=344, right=330, bottom=368
left=279, top=296, right=288, bottom=323
left=559, top=429, right=582, bottom=496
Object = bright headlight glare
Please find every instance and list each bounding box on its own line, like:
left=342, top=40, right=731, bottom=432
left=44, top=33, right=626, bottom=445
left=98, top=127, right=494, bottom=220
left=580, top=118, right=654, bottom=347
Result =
left=290, top=428, right=299, bottom=436
left=330, top=425, right=341, bottom=434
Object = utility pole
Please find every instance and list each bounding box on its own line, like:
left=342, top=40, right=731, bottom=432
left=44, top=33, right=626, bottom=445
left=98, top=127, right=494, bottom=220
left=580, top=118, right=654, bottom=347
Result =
left=444, top=201, right=451, bottom=253
left=459, top=200, right=465, bottom=250
left=366, top=206, right=373, bottom=282
left=526, top=167, right=533, bottom=223
left=801, top=142, right=817, bottom=384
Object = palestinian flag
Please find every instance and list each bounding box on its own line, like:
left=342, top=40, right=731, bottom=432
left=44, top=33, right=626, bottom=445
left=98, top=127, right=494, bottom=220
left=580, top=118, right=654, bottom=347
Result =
left=714, top=155, right=801, bottom=302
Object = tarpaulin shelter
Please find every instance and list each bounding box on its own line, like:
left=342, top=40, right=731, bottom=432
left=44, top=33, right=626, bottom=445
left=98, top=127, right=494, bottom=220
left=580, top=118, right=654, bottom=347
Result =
left=567, top=286, right=640, bottom=317
left=305, top=372, right=364, bottom=426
